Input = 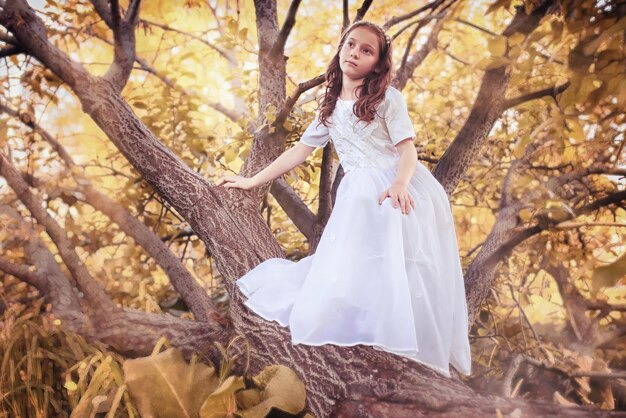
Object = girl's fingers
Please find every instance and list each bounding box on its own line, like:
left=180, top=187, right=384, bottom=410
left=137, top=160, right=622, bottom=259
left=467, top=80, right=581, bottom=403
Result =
left=378, top=190, right=389, bottom=205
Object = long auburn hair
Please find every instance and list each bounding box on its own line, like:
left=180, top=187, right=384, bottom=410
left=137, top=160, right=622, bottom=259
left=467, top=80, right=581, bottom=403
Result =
left=318, top=21, right=393, bottom=127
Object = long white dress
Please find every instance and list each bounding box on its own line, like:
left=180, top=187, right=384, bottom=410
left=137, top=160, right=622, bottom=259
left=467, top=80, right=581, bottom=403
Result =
left=236, top=86, right=472, bottom=378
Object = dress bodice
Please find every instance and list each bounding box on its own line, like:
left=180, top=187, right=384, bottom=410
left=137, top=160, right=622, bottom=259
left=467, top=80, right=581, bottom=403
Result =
left=298, top=86, right=416, bottom=173
left=330, top=99, right=401, bottom=172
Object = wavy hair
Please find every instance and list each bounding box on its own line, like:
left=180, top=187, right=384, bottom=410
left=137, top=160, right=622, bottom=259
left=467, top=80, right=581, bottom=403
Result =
left=318, top=21, right=393, bottom=127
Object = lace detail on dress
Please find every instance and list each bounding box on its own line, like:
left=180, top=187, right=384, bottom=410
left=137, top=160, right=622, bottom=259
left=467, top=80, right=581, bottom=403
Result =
left=329, top=101, right=398, bottom=172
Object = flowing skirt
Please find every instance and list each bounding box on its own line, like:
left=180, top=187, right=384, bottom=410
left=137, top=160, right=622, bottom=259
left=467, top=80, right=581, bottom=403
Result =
left=236, top=162, right=472, bottom=377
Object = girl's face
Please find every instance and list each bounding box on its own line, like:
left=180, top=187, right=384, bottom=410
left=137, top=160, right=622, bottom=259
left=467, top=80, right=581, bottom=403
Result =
left=339, top=27, right=381, bottom=82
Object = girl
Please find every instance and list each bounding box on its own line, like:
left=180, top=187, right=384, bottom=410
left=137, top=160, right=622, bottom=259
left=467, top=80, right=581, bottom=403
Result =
left=216, top=21, right=472, bottom=378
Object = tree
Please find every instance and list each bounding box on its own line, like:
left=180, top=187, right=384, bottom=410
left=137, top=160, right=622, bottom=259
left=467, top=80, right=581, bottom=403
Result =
left=1, top=0, right=625, bottom=415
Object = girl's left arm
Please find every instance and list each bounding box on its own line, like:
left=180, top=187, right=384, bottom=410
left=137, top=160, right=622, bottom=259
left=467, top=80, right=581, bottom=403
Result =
left=378, top=138, right=417, bottom=214
left=392, top=138, right=417, bottom=186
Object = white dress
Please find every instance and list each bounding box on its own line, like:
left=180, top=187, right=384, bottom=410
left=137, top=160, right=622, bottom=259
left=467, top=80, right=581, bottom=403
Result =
left=236, top=86, right=472, bottom=378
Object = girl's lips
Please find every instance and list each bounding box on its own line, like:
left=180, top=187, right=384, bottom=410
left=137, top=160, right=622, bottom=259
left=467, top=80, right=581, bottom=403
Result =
left=346, top=61, right=357, bottom=67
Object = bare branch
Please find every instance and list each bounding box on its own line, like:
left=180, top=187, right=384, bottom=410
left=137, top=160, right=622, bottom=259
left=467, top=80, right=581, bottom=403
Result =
left=382, top=0, right=445, bottom=31
left=0, top=100, right=224, bottom=324
left=0, top=255, right=40, bottom=287
left=267, top=0, right=302, bottom=60
left=90, top=32, right=244, bottom=122
left=342, top=0, right=350, bottom=32
left=398, top=17, right=424, bottom=74
left=139, top=18, right=235, bottom=63
left=586, top=301, right=626, bottom=312
left=0, top=31, right=17, bottom=44
left=393, top=17, right=444, bottom=90
left=275, top=73, right=325, bottom=126
left=503, top=353, right=626, bottom=399
left=482, top=190, right=626, bottom=282
left=503, top=81, right=571, bottom=109
left=0, top=205, right=85, bottom=317
left=125, top=0, right=142, bottom=25
left=0, top=44, right=21, bottom=57
left=0, top=151, right=119, bottom=312
left=354, top=0, right=374, bottom=22
left=110, top=0, right=121, bottom=30
left=454, top=17, right=498, bottom=37
left=89, top=0, right=114, bottom=28
left=594, top=324, right=626, bottom=348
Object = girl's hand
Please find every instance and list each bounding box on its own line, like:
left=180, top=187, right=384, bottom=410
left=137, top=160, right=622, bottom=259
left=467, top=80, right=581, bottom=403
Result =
left=378, top=183, right=415, bottom=214
left=215, top=175, right=256, bottom=190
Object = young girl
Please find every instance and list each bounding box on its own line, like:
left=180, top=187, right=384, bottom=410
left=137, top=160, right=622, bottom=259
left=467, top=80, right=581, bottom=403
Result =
left=216, top=21, right=472, bottom=378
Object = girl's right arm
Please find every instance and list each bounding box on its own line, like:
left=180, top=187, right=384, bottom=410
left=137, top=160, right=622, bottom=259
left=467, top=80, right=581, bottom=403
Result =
left=216, top=142, right=316, bottom=189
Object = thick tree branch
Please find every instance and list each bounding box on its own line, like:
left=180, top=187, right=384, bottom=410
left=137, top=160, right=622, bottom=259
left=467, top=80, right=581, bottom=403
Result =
left=267, top=0, right=301, bottom=61
left=2, top=0, right=285, bottom=295
left=103, top=0, right=139, bottom=91
left=331, top=164, right=345, bottom=206
left=465, top=123, right=624, bottom=326
left=314, top=144, right=335, bottom=242
left=110, top=0, right=121, bottom=30
left=269, top=177, right=316, bottom=240
left=433, top=0, right=560, bottom=196
left=586, top=301, right=626, bottom=312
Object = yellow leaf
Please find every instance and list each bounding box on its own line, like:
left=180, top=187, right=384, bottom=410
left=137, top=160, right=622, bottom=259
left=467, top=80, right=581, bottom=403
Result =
left=488, top=36, right=507, bottom=57
left=199, top=375, right=245, bottom=418
left=512, top=134, right=531, bottom=159
left=264, top=104, right=277, bottom=124
left=591, top=253, right=626, bottom=294
left=123, top=348, right=219, bottom=418
left=508, top=33, right=526, bottom=46
left=238, top=365, right=306, bottom=418
left=64, top=380, right=78, bottom=391
left=475, top=56, right=509, bottom=71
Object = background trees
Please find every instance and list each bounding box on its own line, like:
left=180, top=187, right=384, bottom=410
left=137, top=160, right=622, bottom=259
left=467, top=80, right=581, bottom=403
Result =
left=0, top=0, right=624, bottom=416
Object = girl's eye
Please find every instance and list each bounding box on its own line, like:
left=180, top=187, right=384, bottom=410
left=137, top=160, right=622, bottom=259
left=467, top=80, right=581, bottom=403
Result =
left=364, top=49, right=372, bottom=55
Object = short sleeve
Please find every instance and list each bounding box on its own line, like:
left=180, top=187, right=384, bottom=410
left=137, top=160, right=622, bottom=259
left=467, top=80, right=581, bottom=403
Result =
left=384, top=89, right=416, bottom=146
left=299, top=110, right=330, bottom=148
